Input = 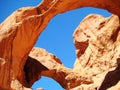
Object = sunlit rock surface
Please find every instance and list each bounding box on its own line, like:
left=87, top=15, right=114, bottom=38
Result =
left=73, top=14, right=120, bottom=90
left=0, top=0, right=120, bottom=89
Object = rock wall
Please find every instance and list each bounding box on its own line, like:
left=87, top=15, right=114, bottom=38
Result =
left=0, top=0, right=120, bottom=90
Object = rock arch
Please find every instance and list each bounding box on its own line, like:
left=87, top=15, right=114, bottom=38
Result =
left=0, top=0, right=120, bottom=89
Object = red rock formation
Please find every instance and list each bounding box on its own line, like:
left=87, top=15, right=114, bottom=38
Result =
left=0, top=0, right=120, bottom=90
left=73, top=14, right=120, bottom=90
left=28, top=48, right=92, bottom=89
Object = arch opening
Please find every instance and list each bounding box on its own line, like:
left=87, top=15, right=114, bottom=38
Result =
left=32, top=76, right=64, bottom=90
left=32, top=7, right=112, bottom=90
left=35, top=7, right=111, bottom=68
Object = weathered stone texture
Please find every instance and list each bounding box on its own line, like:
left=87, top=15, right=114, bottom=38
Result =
left=73, top=14, right=120, bottom=90
left=0, top=0, right=120, bottom=90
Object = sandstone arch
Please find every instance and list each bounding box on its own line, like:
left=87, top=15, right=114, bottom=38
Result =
left=0, top=0, right=120, bottom=89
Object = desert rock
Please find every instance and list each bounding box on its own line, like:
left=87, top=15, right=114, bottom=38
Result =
left=28, top=47, right=92, bottom=89
left=73, top=14, right=120, bottom=90
left=0, top=0, right=120, bottom=90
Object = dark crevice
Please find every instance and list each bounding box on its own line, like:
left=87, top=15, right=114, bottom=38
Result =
left=99, top=58, right=120, bottom=90
left=74, top=40, right=89, bottom=58
left=24, top=56, right=48, bottom=87
left=110, top=26, right=120, bottom=42
left=36, top=7, right=42, bottom=15
left=98, top=21, right=106, bottom=30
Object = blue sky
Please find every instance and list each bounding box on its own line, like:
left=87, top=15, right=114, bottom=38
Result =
left=0, top=0, right=111, bottom=90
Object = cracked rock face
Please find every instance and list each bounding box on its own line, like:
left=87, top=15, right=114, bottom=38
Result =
left=0, top=0, right=120, bottom=90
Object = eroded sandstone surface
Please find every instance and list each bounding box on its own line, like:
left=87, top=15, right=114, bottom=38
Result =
left=0, top=0, right=120, bottom=90
left=73, top=14, right=120, bottom=90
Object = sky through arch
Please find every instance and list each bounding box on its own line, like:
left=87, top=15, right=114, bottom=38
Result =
left=35, top=7, right=112, bottom=69
left=0, top=1, right=112, bottom=90
left=34, top=7, right=111, bottom=90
